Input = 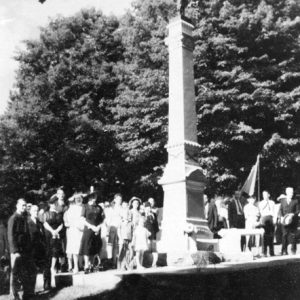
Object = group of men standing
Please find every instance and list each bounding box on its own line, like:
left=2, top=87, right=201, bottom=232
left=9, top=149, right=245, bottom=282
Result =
left=227, top=187, right=299, bottom=256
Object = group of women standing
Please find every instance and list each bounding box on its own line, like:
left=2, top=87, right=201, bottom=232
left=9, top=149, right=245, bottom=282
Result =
left=33, top=189, right=160, bottom=287
left=43, top=191, right=104, bottom=275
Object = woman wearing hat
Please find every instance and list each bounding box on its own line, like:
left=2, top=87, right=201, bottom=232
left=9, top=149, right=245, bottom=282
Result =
left=79, top=192, right=104, bottom=273
left=129, top=197, right=142, bottom=230
left=64, top=194, right=84, bottom=273
left=43, top=195, right=65, bottom=275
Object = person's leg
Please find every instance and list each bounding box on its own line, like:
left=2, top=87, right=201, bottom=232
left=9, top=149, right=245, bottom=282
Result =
left=114, top=231, right=120, bottom=268
left=73, top=254, right=79, bottom=273
left=152, top=252, right=158, bottom=268
left=269, top=222, right=275, bottom=256
left=50, top=257, right=57, bottom=273
left=67, top=254, right=73, bottom=272
left=43, top=256, right=51, bottom=290
left=22, top=257, right=36, bottom=300
left=245, top=235, right=250, bottom=252
left=262, top=232, right=268, bottom=256
left=290, top=230, right=297, bottom=254
left=281, top=225, right=288, bottom=254
left=59, top=255, right=65, bottom=272
left=107, top=226, right=117, bottom=268
left=118, top=241, right=125, bottom=270
left=135, top=250, right=143, bottom=269
left=10, top=254, right=21, bottom=300
left=83, top=255, right=90, bottom=272
left=137, top=250, right=145, bottom=269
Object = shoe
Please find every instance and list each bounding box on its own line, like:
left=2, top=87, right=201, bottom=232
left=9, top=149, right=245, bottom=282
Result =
left=281, top=251, right=288, bottom=256
left=84, top=268, right=90, bottom=274
left=43, top=287, right=52, bottom=293
left=291, top=251, right=296, bottom=255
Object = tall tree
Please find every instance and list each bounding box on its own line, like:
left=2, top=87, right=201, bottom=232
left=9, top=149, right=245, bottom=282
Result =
left=1, top=0, right=300, bottom=211
left=0, top=9, right=124, bottom=204
left=105, top=0, right=176, bottom=199
left=189, top=0, right=300, bottom=195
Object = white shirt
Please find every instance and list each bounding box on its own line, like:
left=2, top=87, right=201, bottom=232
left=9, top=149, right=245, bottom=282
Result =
left=258, top=199, right=276, bottom=218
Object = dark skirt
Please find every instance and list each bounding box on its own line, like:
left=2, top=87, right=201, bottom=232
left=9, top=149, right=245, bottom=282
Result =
left=46, top=236, right=64, bottom=258
left=79, top=228, right=102, bottom=256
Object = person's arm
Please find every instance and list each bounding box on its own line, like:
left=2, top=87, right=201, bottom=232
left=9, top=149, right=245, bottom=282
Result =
left=43, top=212, right=57, bottom=236
left=63, top=210, right=70, bottom=228
left=54, top=224, right=63, bottom=234
left=7, top=216, right=20, bottom=257
left=3, top=227, right=9, bottom=257
left=279, top=202, right=284, bottom=223
left=43, top=222, right=56, bottom=236
left=8, top=216, right=18, bottom=254
left=80, top=206, right=97, bottom=231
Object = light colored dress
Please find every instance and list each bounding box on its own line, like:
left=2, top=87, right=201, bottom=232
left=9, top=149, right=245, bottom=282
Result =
left=133, top=226, right=150, bottom=251
left=64, top=204, right=84, bottom=255
left=244, top=204, right=259, bottom=229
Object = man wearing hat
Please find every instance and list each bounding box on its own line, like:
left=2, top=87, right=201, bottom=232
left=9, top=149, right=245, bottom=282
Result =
left=279, top=187, right=299, bottom=255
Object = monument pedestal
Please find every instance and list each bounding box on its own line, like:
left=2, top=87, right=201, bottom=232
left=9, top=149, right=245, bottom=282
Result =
left=158, top=16, right=212, bottom=258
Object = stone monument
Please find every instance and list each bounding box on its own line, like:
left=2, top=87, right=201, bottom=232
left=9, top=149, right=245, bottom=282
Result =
left=158, top=10, right=212, bottom=255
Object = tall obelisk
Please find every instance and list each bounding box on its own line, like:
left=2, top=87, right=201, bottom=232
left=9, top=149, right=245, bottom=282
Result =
left=158, top=13, right=212, bottom=254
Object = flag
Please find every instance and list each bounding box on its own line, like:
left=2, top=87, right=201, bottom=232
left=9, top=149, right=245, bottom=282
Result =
left=240, top=155, right=260, bottom=196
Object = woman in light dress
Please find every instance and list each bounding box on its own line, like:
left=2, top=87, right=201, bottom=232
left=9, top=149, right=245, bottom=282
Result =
left=64, top=194, right=84, bottom=273
left=243, top=197, right=260, bottom=252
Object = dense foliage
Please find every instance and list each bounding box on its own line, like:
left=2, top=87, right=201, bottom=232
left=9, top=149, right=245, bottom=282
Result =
left=190, top=0, right=300, bottom=195
left=1, top=0, right=300, bottom=214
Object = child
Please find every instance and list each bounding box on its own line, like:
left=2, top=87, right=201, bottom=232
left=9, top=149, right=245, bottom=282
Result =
left=132, top=217, right=150, bottom=269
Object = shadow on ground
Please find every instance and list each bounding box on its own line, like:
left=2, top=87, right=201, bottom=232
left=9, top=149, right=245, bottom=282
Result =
left=79, top=261, right=300, bottom=300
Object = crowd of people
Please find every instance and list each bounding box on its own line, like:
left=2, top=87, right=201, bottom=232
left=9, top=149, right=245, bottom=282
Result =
left=1, top=185, right=299, bottom=299
left=0, top=188, right=160, bottom=300
left=205, top=187, right=300, bottom=257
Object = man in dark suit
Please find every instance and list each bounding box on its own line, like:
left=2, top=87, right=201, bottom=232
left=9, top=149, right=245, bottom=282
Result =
left=279, top=187, right=299, bottom=255
left=27, top=205, right=48, bottom=292
left=228, top=191, right=245, bottom=229
left=8, top=198, right=34, bottom=300
left=228, top=191, right=246, bottom=250
left=207, top=199, right=219, bottom=238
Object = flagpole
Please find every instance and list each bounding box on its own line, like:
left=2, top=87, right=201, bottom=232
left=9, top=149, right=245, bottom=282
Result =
left=257, top=155, right=260, bottom=201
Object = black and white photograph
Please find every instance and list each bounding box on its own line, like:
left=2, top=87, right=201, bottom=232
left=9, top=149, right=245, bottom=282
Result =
left=0, top=0, right=300, bottom=299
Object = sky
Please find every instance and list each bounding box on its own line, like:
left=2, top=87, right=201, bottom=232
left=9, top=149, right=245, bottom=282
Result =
left=0, top=0, right=133, bottom=115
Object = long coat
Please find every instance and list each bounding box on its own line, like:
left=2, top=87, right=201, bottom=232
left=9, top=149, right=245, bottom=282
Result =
left=279, top=198, right=299, bottom=229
